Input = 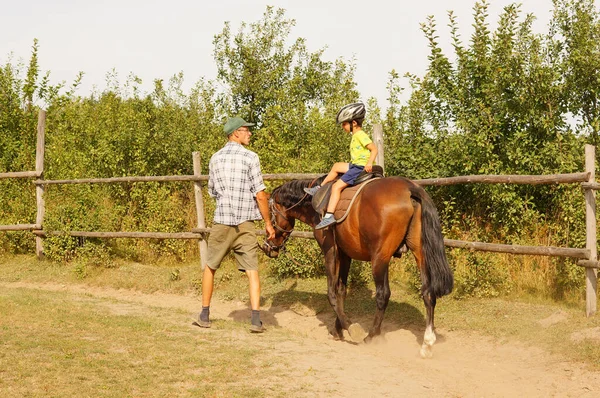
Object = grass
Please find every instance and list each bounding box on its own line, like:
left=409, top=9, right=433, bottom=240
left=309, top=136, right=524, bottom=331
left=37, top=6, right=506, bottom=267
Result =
left=0, top=252, right=599, bottom=397
left=0, top=288, right=266, bottom=397
left=0, top=272, right=306, bottom=397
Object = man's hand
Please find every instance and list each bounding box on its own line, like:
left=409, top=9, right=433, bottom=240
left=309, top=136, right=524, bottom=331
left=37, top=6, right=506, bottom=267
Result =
left=265, top=224, right=276, bottom=240
left=365, top=162, right=373, bottom=173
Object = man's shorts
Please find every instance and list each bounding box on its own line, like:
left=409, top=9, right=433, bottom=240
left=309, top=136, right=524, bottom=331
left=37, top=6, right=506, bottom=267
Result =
left=340, top=163, right=365, bottom=185
left=206, top=221, right=258, bottom=272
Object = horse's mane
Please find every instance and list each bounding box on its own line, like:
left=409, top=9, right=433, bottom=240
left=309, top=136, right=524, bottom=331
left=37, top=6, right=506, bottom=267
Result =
left=271, top=175, right=327, bottom=207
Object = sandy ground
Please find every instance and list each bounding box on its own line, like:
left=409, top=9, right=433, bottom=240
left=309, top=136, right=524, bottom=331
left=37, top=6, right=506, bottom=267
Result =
left=3, top=281, right=600, bottom=397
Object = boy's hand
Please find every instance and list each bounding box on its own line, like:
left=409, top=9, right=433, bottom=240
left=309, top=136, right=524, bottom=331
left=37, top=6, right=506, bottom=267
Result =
left=365, top=163, right=373, bottom=172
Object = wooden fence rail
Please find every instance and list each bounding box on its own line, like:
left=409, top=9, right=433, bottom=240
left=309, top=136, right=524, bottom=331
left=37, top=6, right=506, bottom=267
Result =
left=0, top=112, right=597, bottom=315
left=0, top=171, right=41, bottom=179
left=34, top=173, right=323, bottom=185
left=418, top=173, right=590, bottom=186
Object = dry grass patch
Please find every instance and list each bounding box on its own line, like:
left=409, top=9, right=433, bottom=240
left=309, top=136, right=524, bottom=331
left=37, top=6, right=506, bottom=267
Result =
left=0, top=285, right=299, bottom=397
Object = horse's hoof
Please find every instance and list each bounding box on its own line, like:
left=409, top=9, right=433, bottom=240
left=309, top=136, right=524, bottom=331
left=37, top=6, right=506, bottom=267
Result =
left=348, top=323, right=367, bottom=343
left=419, top=344, right=433, bottom=359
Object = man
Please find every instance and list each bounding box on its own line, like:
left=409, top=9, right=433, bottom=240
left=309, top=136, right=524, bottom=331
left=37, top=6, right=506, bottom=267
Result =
left=195, top=116, right=275, bottom=333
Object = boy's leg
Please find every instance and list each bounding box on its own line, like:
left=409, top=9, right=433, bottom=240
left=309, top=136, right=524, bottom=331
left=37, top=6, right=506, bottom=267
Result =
left=305, top=162, right=350, bottom=196
left=326, top=179, right=349, bottom=214
left=322, top=162, right=350, bottom=186
left=315, top=179, right=349, bottom=229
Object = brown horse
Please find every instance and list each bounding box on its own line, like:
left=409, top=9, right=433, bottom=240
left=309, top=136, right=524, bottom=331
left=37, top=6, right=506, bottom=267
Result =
left=260, top=176, right=453, bottom=358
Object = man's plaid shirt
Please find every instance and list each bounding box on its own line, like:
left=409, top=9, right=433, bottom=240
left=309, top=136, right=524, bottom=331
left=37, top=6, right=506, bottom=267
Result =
left=208, top=142, right=266, bottom=226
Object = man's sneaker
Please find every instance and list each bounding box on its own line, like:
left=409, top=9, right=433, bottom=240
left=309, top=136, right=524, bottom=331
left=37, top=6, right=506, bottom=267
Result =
left=192, top=317, right=211, bottom=328
left=315, top=216, right=337, bottom=230
left=250, top=321, right=265, bottom=333
left=303, top=186, right=320, bottom=196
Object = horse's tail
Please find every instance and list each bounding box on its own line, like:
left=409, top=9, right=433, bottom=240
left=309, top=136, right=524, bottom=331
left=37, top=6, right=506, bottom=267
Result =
left=409, top=183, right=454, bottom=298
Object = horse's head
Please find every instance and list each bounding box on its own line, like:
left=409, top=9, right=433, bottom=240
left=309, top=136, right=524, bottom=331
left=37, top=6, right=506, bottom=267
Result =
left=260, top=194, right=296, bottom=258
left=259, top=178, right=322, bottom=258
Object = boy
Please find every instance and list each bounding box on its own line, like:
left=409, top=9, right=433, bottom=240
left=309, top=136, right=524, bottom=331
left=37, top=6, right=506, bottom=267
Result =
left=304, top=102, right=378, bottom=229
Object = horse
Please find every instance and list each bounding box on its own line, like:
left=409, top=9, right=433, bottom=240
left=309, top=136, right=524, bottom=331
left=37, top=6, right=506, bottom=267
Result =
left=260, top=175, right=454, bottom=358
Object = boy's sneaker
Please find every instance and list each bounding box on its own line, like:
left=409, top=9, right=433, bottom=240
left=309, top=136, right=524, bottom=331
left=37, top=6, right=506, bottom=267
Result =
left=315, top=216, right=337, bottom=230
left=303, top=186, right=320, bottom=196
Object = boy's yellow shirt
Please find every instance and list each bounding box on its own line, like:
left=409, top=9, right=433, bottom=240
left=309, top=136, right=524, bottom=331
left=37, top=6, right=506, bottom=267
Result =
left=349, top=130, right=373, bottom=166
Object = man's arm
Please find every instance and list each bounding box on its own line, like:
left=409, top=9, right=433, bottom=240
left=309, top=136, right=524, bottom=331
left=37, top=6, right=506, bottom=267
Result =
left=208, top=159, right=217, bottom=198
left=256, top=190, right=275, bottom=240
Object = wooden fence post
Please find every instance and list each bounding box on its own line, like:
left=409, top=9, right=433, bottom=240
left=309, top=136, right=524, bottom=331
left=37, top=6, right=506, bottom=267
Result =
left=193, top=152, right=208, bottom=270
left=35, top=110, right=46, bottom=259
left=584, top=144, right=598, bottom=317
left=372, top=123, right=385, bottom=171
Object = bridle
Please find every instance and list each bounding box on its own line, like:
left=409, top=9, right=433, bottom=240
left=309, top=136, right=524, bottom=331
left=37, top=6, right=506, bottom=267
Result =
left=261, top=198, right=293, bottom=254
left=261, top=185, right=312, bottom=254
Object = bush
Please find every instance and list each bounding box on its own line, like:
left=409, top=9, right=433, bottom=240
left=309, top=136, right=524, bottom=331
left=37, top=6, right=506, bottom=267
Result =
left=266, top=239, right=324, bottom=279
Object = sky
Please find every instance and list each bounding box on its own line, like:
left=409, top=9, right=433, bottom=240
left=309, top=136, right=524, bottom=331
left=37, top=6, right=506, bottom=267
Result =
left=1, top=0, right=555, bottom=108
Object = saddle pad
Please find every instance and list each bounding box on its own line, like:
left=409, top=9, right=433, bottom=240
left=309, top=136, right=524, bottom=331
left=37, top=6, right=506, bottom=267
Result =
left=333, top=178, right=380, bottom=223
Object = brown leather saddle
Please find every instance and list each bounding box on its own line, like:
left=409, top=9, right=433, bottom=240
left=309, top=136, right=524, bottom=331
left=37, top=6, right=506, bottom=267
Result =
left=311, top=165, right=384, bottom=217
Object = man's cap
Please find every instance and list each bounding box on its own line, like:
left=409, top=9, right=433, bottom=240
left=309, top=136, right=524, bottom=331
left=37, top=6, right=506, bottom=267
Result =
left=223, top=117, right=255, bottom=135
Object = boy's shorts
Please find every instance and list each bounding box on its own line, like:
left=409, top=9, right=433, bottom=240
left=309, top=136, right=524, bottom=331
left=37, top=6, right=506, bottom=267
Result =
left=340, top=163, right=365, bottom=185
left=206, top=221, right=258, bottom=272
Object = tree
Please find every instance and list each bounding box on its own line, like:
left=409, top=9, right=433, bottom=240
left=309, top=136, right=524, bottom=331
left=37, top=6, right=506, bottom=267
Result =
left=551, top=0, right=600, bottom=146
left=212, top=6, right=360, bottom=172
left=385, top=0, right=583, bottom=238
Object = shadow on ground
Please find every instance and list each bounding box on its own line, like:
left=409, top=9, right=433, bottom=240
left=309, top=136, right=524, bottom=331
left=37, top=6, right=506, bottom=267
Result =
left=228, top=280, right=436, bottom=344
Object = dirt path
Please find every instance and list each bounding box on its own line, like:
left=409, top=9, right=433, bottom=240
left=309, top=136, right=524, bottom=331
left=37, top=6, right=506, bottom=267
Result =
left=3, top=281, right=599, bottom=397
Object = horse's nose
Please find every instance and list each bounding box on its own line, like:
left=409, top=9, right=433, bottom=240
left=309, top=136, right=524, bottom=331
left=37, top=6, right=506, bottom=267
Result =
left=269, top=250, right=280, bottom=258
left=262, top=243, right=280, bottom=258
left=259, top=242, right=268, bottom=254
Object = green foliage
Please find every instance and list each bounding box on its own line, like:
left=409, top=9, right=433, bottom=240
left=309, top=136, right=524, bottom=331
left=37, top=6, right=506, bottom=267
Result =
left=385, top=0, right=590, bottom=242
left=267, top=239, right=324, bottom=279
left=348, top=261, right=374, bottom=287
left=553, top=258, right=586, bottom=299
left=452, top=252, right=512, bottom=298
left=213, top=6, right=359, bottom=173
left=551, top=0, right=600, bottom=145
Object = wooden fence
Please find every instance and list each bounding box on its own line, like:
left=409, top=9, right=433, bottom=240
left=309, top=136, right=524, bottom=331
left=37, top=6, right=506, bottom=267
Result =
left=0, top=111, right=598, bottom=316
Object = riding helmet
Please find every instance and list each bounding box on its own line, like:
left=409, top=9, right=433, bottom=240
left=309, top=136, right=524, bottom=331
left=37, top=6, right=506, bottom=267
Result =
left=336, top=102, right=366, bottom=124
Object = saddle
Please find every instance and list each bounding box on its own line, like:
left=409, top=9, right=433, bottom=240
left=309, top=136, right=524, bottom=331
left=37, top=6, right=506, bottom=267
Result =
left=311, top=165, right=384, bottom=221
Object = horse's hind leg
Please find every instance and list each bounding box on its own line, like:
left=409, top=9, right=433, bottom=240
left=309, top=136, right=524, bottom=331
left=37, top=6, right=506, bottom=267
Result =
left=364, top=256, right=391, bottom=343
left=406, top=215, right=437, bottom=358
left=324, top=246, right=352, bottom=340
left=420, top=290, right=437, bottom=359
